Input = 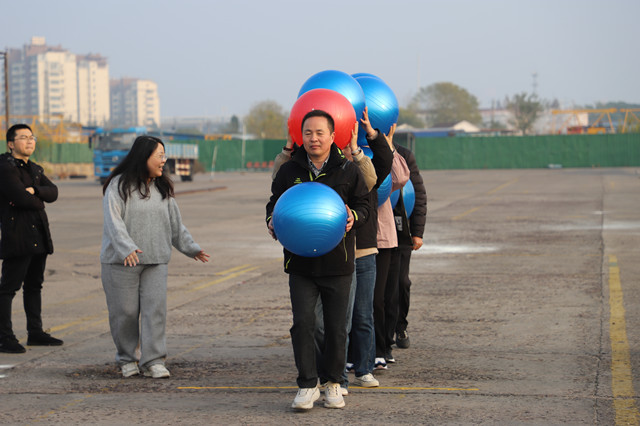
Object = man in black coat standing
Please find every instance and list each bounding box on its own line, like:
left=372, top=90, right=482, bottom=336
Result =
left=0, top=124, right=62, bottom=353
left=266, top=110, right=371, bottom=411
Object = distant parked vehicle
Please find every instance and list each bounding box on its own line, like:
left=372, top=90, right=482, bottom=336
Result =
left=89, top=127, right=199, bottom=184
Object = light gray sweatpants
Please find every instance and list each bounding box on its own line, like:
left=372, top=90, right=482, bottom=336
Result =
left=101, top=263, right=169, bottom=368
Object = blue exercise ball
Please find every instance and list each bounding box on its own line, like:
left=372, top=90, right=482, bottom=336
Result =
left=390, top=179, right=415, bottom=217
left=377, top=174, right=392, bottom=207
left=298, top=70, right=366, bottom=123
left=360, top=146, right=391, bottom=206
left=351, top=72, right=383, bottom=81
left=353, top=75, right=399, bottom=146
left=272, top=182, right=347, bottom=257
left=390, top=186, right=400, bottom=208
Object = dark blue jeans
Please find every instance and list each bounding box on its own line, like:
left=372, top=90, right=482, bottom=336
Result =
left=349, top=254, right=377, bottom=376
left=289, top=273, right=351, bottom=388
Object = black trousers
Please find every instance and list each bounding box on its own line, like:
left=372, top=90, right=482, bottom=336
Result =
left=289, top=273, right=351, bottom=388
left=373, top=248, right=394, bottom=357
left=388, top=247, right=412, bottom=339
left=0, top=254, right=48, bottom=338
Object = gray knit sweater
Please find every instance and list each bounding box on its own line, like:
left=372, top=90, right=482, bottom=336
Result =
left=100, top=176, right=201, bottom=264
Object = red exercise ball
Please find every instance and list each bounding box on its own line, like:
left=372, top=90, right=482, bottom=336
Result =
left=288, top=88, right=356, bottom=149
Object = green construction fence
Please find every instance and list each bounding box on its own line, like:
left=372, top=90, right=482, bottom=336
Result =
left=405, top=133, right=640, bottom=169
left=1, top=133, right=638, bottom=171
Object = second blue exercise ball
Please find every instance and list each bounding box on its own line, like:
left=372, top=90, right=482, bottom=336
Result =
left=353, top=74, right=399, bottom=146
left=298, top=70, right=366, bottom=122
left=272, top=182, right=347, bottom=257
left=390, top=179, right=416, bottom=217
left=377, top=173, right=392, bottom=207
left=351, top=72, right=383, bottom=81
left=360, top=146, right=391, bottom=206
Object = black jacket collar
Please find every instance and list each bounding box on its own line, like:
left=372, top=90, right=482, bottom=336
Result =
left=291, top=143, right=346, bottom=173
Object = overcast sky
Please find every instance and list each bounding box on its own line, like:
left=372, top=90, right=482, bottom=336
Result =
left=3, top=0, right=638, bottom=119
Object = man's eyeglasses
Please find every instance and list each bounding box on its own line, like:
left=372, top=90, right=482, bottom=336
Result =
left=13, top=135, right=37, bottom=142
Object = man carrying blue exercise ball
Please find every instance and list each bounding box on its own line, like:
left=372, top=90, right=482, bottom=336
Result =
left=266, top=110, right=371, bottom=411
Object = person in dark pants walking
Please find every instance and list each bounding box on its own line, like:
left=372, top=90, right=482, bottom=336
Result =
left=387, top=144, right=427, bottom=350
left=0, top=124, right=62, bottom=353
left=266, top=110, right=371, bottom=411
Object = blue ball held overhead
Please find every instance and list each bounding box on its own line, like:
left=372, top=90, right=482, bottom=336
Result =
left=298, top=70, right=366, bottom=122
left=360, top=145, right=390, bottom=207
left=377, top=173, right=392, bottom=207
left=351, top=72, right=383, bottom=81
left=360, top=146, right=392, bottom=206
left=353, top=74, right=399, bottom=146
left=390, top=179, right=415, bottom=217
left=272, top=182, right=347, bottom=257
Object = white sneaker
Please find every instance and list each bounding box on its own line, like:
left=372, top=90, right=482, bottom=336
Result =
left=121, top=362, right=139, bottom=378
left=353, top=373, right=379, bottom=387
left=319, top=381, right=348, bottom=395
left=291, top=387, right=320, bottom=411
left=374, top=357, right=388, bottom=370
left=324, top=382, right=345, bottom=409
left=143, top=363, right=170, bottom=378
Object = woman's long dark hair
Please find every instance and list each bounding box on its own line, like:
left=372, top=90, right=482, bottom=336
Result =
left=102, top=135, right=174, bottom=201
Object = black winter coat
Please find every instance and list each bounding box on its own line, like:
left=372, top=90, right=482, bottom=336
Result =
left=355, top=130, right=394, bottom=250
left=393, top=144, right=427, bottom=248
left=0, top=153, right=58, bottom=258
left=266, top=143, right=371, bottom=277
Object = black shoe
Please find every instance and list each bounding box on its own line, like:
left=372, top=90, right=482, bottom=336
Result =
left=0, top=336, right=26, bottom=353
left=27, top=331, right=63, bottom=346
left=396, top=330, right=410, bottom=349
left=384, top=349, right=395, bottom=364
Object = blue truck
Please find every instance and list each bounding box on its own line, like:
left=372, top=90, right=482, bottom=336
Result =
left=89, top=127, right=199, bottom=184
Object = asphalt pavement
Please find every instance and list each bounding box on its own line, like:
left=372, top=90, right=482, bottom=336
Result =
left=1, top=167, right=639, bottom=425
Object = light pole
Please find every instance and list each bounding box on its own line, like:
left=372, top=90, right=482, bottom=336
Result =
left=0, top=51, right=8, bottom=132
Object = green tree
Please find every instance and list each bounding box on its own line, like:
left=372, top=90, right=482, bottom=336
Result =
left=221, top=115, right=240, bottom=134
left=174, top=127, right=203, bottom=135
left=244, top=100, right=286, bottom=139
left=397, top=101, right=425, bottom=128
left=505, top=93, right=544, bottom=135
left=413, top=82, right=481, bottom=126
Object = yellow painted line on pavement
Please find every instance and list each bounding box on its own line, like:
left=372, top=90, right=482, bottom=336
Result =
left=452, top=205, right=485, bottom=221
left=608, top=255, right=640, bottom=426
left=453, top=178, right=518, bottom=220
left=214, top=264, right=254, bottom=275
left=189, top=265, right=260, bottom=291
left=177, top=386, right=479, bottom=392
left=47, top=312, right=107, bottom=333
left=487, top=178, right=518, bottom=195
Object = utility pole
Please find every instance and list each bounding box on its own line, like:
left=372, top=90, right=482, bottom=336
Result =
left=1, top=51, right=8, bottom=132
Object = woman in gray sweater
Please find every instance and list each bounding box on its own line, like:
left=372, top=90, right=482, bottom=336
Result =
left=101, top=136, right=209, bottom=379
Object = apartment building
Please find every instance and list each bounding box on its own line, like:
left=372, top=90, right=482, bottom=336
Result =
left=110, top=78, right=160, bottom=128
left=2, top=37, right=158, bottom=129
left=77, top=54, right=110, bottom=126
left=4, top=37, right=79, bottom=123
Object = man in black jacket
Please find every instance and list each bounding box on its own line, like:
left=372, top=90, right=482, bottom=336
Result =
left=266, top=110, right=371, bottom=411
left=0, top=124, right=62, bottom=353
left=387, top=143, right=427, bottom=350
